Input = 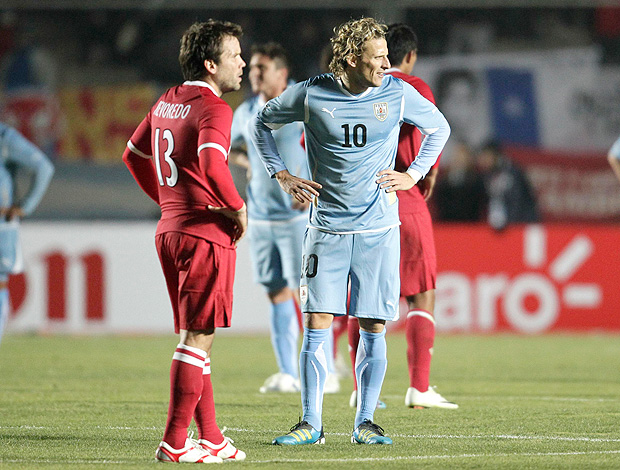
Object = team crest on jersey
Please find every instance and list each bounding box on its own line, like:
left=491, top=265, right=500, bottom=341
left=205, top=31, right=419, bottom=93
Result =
left=373, top=102, right=388, bottom=121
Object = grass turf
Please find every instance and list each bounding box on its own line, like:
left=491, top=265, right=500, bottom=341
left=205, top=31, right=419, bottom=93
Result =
left=1, top=333, right=619, bottom=469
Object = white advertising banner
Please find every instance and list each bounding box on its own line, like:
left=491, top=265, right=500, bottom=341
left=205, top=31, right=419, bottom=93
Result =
left=7, top=222, right=271, bottom=335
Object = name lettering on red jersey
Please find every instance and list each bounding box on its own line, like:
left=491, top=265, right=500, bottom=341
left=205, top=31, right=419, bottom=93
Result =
left=153, top=101, right=192, bottom=120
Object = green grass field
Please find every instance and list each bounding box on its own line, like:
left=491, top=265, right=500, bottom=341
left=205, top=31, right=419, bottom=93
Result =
left=1, top=332, right=619, bottom=469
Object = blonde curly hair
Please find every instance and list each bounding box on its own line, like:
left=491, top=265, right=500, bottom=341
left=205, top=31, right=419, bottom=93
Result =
left=329, top=17, right=387, bottom=77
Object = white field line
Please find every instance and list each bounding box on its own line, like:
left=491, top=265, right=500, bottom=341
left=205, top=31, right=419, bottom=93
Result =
left=381, top=394, right=619, bottom=403
left=3, top=425, right=620, bottom=443
left=2, top=450, right=620, bottom=465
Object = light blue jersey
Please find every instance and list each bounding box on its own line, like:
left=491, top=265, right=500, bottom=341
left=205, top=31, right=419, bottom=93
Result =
left=253, top=73, right=450, bottom=233
left=0, top=123, right=54, bottom=277
left=610, top=135, right=620, bottom=160
left=232, top=95, right=309, bottom=221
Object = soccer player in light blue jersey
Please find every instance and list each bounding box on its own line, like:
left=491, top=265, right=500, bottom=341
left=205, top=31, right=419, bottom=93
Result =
left=0, top=122, right=54, bottom=345
left=231, top=43, right=339, bottom=395
left=252, top=18, right=450, bottom=445
left=608, top=135, right=620, bottom=184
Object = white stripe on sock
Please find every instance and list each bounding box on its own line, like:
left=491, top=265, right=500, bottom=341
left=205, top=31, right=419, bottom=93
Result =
left=172, top=352, right=205, bottom=368
left=406, top=310, right=435, bottom=324
left=176, top=343, right=207, bottom=359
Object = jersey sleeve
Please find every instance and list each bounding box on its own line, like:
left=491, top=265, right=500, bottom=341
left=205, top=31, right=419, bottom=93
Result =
left=400, top=82, right=450, bottom=182
left=124, top=113, right=159, bottom=204
left=127, top=113, right=152, bottom=158
left=4, top=126, right=54, bottom=215
left=197, top=103, right=244, bottom=211
left=251, top=82, right=307, bottom=177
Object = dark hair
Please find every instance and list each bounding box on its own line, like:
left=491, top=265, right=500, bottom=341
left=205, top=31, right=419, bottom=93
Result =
left=179, top=20, right=243, bottom=81
left=251, top=42, right=289, bottom=70
left=386, top=23, right=418, bottom=66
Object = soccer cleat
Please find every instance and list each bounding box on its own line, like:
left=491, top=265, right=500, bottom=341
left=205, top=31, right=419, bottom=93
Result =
left=156, top=438, right=223, bottom=463
left=405, top=386, right=459, bottom=409
left=199, top=436, right=246, bottom=461
left=272, top=420, right=325, bottom=445
left=259, top=372, right=300, bottom=393
left=351, top=419, right=392, bottom=445
left=349, top=390, right=387, bottom=409
left=323, top=373, right=341, bottom=394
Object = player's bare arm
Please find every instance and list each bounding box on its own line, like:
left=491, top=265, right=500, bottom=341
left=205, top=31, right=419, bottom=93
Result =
left=208, top=202, right=248, bottom=244
left=376, top=169, right=416, bottom=192
left=274, top=169, right=322, bottom=203
left=418, top=167, right=438, bottom=201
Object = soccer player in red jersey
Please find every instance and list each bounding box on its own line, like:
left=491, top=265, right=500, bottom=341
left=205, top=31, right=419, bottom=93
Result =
left=348, top=23, right=458, bottom=410
left=123, top=20, right=248, bottom=463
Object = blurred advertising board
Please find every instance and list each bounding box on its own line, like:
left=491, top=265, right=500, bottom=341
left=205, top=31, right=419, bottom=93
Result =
left=57, top=84, right=159, bottom=163
left=7, top=222, right=620, bottom=335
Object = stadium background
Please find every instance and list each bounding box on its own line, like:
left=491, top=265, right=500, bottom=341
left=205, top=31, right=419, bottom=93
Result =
left=2, top=2, right=620, bottom=335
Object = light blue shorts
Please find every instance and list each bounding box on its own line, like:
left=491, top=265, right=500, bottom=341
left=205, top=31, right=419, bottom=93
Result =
left=300, top=226, right=400, bottom=321
left=248, top=214, right=307, bottom=293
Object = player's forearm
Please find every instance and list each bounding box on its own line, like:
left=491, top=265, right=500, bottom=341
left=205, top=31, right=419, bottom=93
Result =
left=407, top=118, right=450, bottom=182
left=20, top=154, right=54, bottom=216
left=251, top=115, right=288, bottom=177
left=122, top=148, right=160, bottom=204
left=200, top=148, right=244, bottom=212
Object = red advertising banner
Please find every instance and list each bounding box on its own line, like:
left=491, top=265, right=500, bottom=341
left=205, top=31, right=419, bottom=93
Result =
left=506, top=146, right=620, bottom=223
left=417, top=223, right=620, bottom=333
left=7, top=223, right=620, bottom=335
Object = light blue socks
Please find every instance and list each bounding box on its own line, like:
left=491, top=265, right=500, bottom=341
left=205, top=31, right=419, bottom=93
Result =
left=300, top=327, right=330, bottom=431
left=354, top=329, right=387, bottom=428
left=270, top=298, right=299, bottom=378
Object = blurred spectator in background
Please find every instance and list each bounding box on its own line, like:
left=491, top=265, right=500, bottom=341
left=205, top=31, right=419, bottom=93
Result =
left=0, top=121, right=54, bottom=346
left=477, top=140, right=540, bottom=231
left=434, top=140, right=486, bottom=222
left=608, top=134, right=620, bottom=184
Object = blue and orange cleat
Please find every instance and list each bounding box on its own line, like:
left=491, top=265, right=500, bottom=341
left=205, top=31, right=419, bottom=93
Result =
left=272, top=420, right=325, bottom=445
left=351, top=419, right=393, bottom=445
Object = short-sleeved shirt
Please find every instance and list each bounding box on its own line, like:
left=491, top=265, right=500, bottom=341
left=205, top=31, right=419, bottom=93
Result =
left=231, top=94, right=309, bottom=221
left=253, top=73, right=450, bottom=234
left=128, top=81, right=243, bottom=248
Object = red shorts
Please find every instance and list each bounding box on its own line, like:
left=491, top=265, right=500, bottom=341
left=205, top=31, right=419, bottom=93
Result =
left=399, top=209, right=437, bottom=297
left=156, top=232, right=236, bottom=333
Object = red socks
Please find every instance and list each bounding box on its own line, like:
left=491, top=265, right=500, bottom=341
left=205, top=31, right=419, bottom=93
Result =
left=194, top=357, right=224, bottom=445
left=163, top=344, right=206, bottom=449
left=406, top=310, right=435, bottom=391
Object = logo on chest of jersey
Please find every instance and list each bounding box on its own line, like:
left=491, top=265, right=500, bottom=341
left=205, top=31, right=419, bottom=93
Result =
left=373, top=102, right=388, bottom=121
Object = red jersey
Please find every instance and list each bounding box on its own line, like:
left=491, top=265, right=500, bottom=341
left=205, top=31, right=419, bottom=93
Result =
left=387, top=70, right=440, bottom=214
left=127, top=81, right=244, bottom=248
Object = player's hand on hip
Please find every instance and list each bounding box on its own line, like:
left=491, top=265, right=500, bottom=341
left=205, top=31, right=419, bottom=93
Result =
left=418, top=167, right=438, bottom=201
left=2, top=206, right=24, bottom=221
left=208, top=203, right=248, bottom=245
left=275, top=169, right=322, bottom=203
left=376, top=169, right=416, bottom=192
